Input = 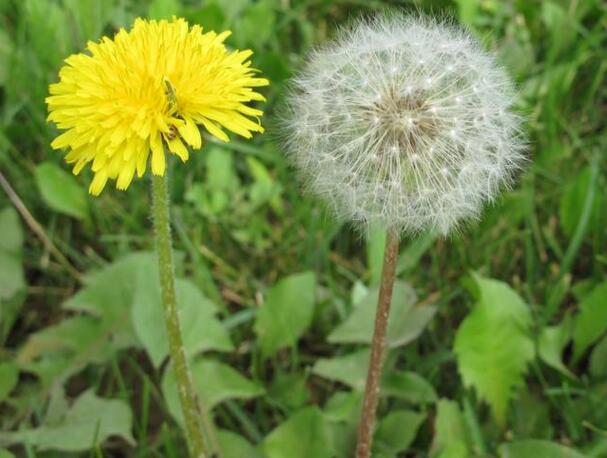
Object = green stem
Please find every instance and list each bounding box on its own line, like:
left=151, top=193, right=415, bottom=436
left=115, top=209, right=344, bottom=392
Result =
left=356, top=230, right=400, bottom=458
left=151, top=174, right=208, bottom=458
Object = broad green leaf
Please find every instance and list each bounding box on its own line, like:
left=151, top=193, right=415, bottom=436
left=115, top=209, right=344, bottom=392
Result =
left=538, top=316, right=575, bottom=378
left=131, top=263, right=232, bottom=368
left=430, top=399, right=470, bottom=458
left=64, top=252, right=156, bottom=347
left=162, top=359, right=263, bottom=425
left=149, top=0, right=180, bottom=19
left=498, top=439, right=586, bottom=458
left=1, top=390, right=134, bottom=452
left=268, top=372, right=309, bottom=410
left=435, top=443, right=469, bottom=458
left=329, top=422, right=357, bottom=458
left=34, top=162, right=88, bottom=220
left=217, top=430, right=264, bottom=458
left=246, top=156, right=281, bottom=211
left=313, top=349, right=369, bottom=390
left=572, top=281, right=607, bottom=361
left=0, top=361, right=18, bottom=402
left=329, top=281, right=436, bottom=349
left=454, top=274, right=534, bottom=425
left=17, top=315, right=112, bottom=386
left=20, top=253, right=155, bottom=385
left=0, top=449, right=15, bottom=458
left=324, top=391, right=362, bottom=423
left=263, top=407, right=333, bottom=458
left=0, top=207, right=25, bottom=300
left=374, top=410, right=426, bottom=456
left=381, top=371, right=437, bottom=404
left=254, top=271, right=316, bottom=358
left=187, top=147, right=240, bottom=215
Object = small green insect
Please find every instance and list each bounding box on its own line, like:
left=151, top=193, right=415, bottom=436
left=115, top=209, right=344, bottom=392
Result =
left=163, top=76, right=178, bottom=115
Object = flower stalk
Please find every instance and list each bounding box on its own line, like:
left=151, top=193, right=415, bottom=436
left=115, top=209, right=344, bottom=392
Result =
left=356, top=230, right=400, bottom=458
left=151, top=173, right=207, bottom=458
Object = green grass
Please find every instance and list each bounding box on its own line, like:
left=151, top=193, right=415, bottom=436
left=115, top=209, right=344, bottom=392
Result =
left=0, top=0, right=606, bottom=457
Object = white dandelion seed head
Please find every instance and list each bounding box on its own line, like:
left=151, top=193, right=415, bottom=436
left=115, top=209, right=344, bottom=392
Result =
left=281, top=14, right=527, bottom=236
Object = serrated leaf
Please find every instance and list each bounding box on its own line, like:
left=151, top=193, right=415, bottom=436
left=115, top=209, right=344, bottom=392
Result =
left=263, top=407, right=333, bottom=458
left=498, top=439, right=586, bottom=458
left=0, top=207, right=25, bottom=300
left=1, top=390, right=134, bottom=452
left=34, top=162, right=88, bottom=220
left=20, top=253, right=153, bottom=385
left=131, top=263, right=232, bottom=368
left=313, top=349, right=369, bottom=390
left=538, top=316, right=575, bottom=378
left=254, top=271, right=316, bottom=358
left=572, top=281, right=607, bottom=361
left=162, top=359, right=263, bottom=425
left=454, top=274, right=534, bottom=425
left=430, top=399, right=470, bottom=458
left=329, top=281, right=435, bottom=348
left=374, top=410, right=426, bottom=455
left=0, top=361, right=18, bottom=402
left=17, top=315, right=112, bottom=386
left=381, top=371, right=437, bottom=404
left=64, top=252, right=155, bottom=349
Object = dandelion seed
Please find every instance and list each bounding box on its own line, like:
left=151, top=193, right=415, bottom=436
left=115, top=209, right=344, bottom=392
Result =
left=282, top=14, right=526, bottom=235
left=46, top=18, right=268, bottom=195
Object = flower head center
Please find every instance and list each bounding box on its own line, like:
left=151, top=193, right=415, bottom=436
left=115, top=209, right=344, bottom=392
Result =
left=367, top=87, right=439, bottom=156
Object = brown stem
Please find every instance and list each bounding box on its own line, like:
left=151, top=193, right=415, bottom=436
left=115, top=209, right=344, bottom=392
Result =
left=0, top=170, right=84, bottom=283
left=356, top=230, right=400, bottom=458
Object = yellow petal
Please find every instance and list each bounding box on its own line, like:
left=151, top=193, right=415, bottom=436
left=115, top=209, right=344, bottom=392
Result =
left=200, top=118, right=229, bottom=142
left=116, top=160, right=136, bottom=190
left=168, top=137, right=189, bottom=162
left=89, top=169, right=108, bottom=196
left=176, top=117, right=202, bottom=149
left=150, top=132, right=165, bottom=176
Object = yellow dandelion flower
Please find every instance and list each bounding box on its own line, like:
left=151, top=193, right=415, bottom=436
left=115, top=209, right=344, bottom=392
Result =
left=46, top=17, right=269, bottom=195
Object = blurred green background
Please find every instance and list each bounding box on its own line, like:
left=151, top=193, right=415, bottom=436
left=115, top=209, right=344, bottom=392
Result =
left=0, top=0, right=606, bottom=457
